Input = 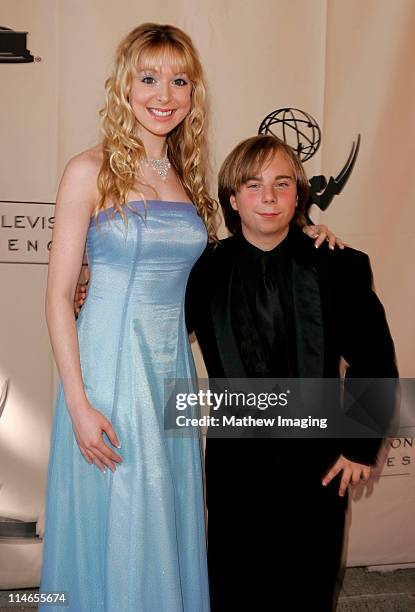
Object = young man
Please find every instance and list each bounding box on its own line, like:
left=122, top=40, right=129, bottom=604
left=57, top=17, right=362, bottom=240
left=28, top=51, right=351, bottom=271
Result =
left=75, top=135, right=397, bottom=610
left=185, top=135, right=397, bottom=611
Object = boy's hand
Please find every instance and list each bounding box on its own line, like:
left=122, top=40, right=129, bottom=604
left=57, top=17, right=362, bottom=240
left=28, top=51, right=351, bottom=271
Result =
left=322, top=454, right=371, bottom=497
left=74, top=266, right=90, bottom=316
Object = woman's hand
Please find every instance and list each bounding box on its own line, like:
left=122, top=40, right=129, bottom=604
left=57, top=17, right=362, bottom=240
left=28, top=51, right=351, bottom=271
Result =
left=74, top=267, right=90, bottom=316
left=74, top=283, right=87, bottom=316
left=70, top=401, right=123, bottom=473
left=302, top=224, right=345, bottom=250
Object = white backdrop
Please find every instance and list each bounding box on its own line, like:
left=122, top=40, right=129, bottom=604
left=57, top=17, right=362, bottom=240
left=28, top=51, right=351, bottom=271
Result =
left=0, top=0, right=414, bottom=588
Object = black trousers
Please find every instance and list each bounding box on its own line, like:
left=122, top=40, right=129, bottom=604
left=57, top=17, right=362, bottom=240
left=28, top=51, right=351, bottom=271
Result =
left=206, top=439, right=347, bottom=612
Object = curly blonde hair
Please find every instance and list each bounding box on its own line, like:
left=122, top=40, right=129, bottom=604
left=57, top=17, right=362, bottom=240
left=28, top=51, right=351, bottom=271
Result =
left=94, top=23, right=217, bottom=241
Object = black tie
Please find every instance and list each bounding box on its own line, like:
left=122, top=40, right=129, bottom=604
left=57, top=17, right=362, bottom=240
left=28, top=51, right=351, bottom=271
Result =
left=255, top=252, right=288, bottom=373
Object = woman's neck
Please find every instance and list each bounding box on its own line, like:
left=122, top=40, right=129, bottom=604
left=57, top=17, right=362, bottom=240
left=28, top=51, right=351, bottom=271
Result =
left=139, top=130, right=168, bottom=160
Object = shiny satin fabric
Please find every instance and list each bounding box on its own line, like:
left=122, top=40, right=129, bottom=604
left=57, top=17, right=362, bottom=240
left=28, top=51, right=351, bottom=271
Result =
left=40, top=201, right=210, bottom=612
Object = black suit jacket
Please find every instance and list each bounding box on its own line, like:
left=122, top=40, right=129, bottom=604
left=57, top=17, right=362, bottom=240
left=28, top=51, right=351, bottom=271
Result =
left=186, top=226, right=398, bottom=468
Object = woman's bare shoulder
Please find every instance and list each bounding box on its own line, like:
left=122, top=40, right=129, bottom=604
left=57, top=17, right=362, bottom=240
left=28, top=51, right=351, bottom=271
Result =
left=64, top=146, right=103, bottom=180
left=56, top=147, right=104, bottom=216
left=59, top=147, right=103, bottom=204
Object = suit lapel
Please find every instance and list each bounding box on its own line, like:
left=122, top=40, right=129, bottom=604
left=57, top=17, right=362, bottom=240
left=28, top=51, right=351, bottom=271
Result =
left=290, top=233, right=325, bottom=377
left=210, top=237, right=291, bottom=378
left=210, top=242, right=248, bottom=378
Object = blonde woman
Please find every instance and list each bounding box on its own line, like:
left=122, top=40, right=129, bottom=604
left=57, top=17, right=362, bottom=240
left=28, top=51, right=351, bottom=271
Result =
left=40, top=24, right=214, bottom=612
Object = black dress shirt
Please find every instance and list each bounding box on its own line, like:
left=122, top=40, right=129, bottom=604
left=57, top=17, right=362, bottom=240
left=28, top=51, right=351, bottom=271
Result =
left=235, top=232, right=298, bottom=377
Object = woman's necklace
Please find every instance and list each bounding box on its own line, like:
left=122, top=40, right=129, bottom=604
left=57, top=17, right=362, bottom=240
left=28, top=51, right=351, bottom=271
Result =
left=141, top=148, right=171, bottom=181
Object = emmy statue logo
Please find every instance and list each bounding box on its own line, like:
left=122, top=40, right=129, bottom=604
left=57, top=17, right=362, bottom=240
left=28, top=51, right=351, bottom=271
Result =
left=259, top=108, right=360, bottom=221
left=0, top=378, right=9, bottom=418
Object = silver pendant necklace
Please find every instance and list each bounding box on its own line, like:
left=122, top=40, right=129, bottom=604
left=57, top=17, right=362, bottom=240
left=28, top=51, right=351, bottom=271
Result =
left=142, top=149, right=171, bottom=181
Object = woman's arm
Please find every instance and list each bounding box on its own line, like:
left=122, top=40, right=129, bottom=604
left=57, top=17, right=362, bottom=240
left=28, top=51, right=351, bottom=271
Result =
left=46, top=152, right=122, bottom=473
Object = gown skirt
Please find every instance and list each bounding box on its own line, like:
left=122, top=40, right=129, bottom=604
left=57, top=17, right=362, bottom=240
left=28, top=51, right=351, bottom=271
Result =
left=39, top=200, right=210, bottom=612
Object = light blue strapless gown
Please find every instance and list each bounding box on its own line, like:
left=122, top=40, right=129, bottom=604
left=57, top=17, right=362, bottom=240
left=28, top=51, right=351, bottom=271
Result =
left=40, top=201, right=210, bottom=612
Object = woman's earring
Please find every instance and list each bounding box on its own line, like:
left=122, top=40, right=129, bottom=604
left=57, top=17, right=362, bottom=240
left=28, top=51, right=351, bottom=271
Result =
left=295, top=196, right=298, bottom=207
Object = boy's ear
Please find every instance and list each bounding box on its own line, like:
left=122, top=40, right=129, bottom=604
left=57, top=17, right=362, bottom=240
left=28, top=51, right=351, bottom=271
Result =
left=230, top=194, right=238, bottom=211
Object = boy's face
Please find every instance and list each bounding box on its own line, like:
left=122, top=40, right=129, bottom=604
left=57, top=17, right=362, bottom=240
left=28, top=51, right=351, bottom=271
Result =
left=230, top=150, right=297, bottom=249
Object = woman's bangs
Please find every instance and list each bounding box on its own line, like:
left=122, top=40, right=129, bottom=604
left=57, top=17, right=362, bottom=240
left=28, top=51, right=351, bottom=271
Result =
left=136, top=43, right=193, bottom=78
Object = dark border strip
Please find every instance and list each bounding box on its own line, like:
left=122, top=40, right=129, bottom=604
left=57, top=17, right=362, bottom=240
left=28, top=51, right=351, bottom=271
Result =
left=0, top=261, right=48, bottom=265
left=379, top=473, right=411, bottom=477
left=0, top=200, right=55, bottom=205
